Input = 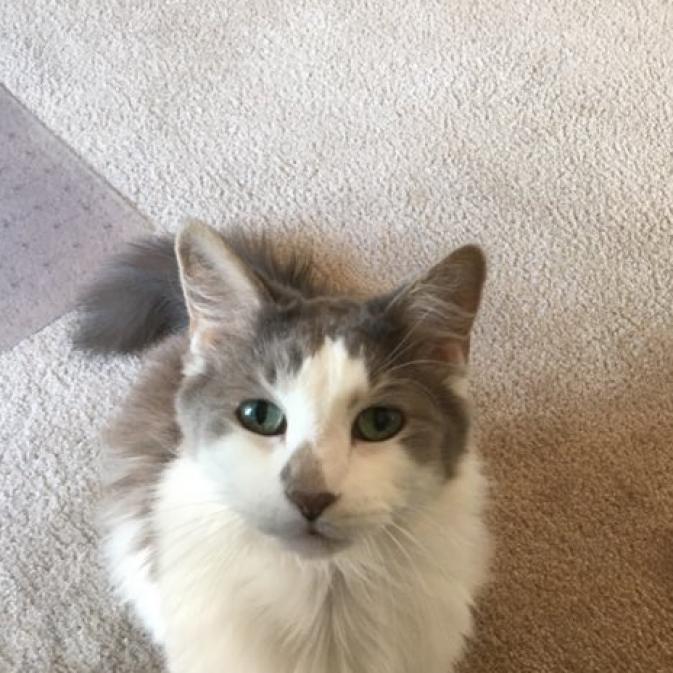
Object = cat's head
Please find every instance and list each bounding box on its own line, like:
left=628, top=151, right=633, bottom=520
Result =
left=175, top=222, right=486, bottom=558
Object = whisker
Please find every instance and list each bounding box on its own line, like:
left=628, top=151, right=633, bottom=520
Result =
left=381, top=527, right=432, bottom=593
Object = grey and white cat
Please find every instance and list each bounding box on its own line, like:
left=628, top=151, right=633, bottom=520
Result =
left=77, top=221, right=491, bottom=673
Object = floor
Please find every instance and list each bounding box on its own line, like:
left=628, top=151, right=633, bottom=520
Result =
left=0, top=87, right=160, bottom=672
left=1, top=2, right=673, bottom=672
left=0, top=86, right=149, bottom=351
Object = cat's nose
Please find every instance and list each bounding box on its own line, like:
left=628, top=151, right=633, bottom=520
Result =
left=286, top=490, right=338, bottom=521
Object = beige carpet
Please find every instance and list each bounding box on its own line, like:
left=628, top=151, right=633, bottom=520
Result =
left=1, top=1, right=673, bottom=671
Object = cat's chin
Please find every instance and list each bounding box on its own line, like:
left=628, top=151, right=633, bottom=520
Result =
left=278, top=528, right=351, bottom=559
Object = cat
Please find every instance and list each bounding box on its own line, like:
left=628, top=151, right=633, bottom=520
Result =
left=76, top=221, right=491, bottom=673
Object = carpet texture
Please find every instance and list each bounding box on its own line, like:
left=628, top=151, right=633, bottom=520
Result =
left=1, top=1, right=673, bottom=672
left=0, top=317, right=162, bottom=673
left=0, top=86, right=150, bottom=352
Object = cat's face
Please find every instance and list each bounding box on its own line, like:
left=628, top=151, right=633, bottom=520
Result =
left=174, top=223, right=485, bottom=559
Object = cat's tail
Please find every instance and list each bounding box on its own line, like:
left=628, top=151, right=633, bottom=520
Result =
left=73, top=237, right=188, bottom=354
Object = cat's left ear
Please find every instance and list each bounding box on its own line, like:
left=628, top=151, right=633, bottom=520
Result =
left=382, top=245, right=486, bottom=365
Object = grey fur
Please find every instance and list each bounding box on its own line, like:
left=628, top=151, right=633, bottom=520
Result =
left=100, top=334, right=185, bottom=564
left=74, top=237, right=188, bottom=354
left=75, top=227, right=321, bottom=353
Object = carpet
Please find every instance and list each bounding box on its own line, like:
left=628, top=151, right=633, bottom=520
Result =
left=0, top=86, right=150, bottom=351
left=1, top=1, right=672, bottom=671
left=0, top=317, right=162, bottom=673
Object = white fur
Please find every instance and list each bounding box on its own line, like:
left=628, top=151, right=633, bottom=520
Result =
left=152, top=452, right=489, bottom=673
left=103, top=518, right=165, bottom=643
left=107, top=338, right=490, bottom=673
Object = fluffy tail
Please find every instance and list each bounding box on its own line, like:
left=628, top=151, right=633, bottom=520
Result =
left=74, top=237, right=188, bottom=354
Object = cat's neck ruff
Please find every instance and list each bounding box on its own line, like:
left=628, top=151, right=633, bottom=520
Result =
left=152, top=449, right=488, bottom=673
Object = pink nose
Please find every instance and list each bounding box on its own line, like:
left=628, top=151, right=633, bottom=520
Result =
left=285, top=490, right=337, bottom=521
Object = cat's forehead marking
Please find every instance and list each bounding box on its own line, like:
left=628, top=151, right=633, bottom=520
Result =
left=256, top=295, right=390, bottom=384
left=274, top=337, right=369, bottom=491
left=276, top=337, right=369, bottom=444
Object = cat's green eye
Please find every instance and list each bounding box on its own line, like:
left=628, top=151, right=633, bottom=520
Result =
left=354, top=407, right=404, bottom=442
left=236, top=400, right=286, bottom=436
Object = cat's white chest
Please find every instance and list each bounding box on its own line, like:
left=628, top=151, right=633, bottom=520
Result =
left=153, top=454, right=488, bottom=673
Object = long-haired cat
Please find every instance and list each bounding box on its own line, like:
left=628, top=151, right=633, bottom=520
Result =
left=76, top=221, right=491, bottom=673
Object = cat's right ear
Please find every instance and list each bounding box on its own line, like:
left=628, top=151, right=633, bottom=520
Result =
left=175, top=220, right=268, bottom=347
